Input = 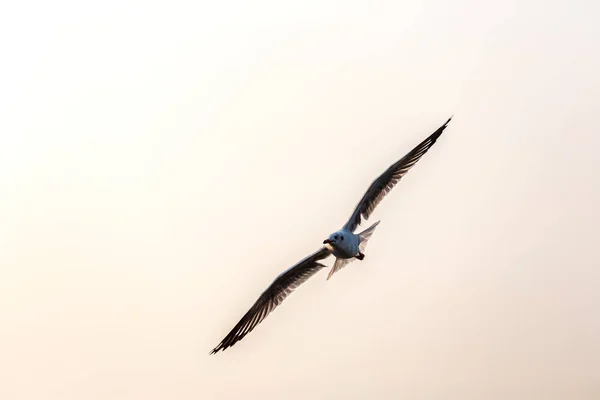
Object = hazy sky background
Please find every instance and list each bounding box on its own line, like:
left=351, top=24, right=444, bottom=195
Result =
left=1, top=0, right=599, bottom=399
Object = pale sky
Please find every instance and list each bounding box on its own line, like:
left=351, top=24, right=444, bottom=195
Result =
left=1, top=0, right=599, bottom=399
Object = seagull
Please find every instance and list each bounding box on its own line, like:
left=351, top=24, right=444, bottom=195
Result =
left=210, top=116, right=452, bottom=354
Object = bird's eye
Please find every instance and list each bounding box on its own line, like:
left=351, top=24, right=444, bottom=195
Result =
left=340, top=236, right=344, bottom=241
left=334, top=235, right=338, bottom=239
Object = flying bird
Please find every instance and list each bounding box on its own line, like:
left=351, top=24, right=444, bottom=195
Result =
left=210, top=116, right=452, bottom=354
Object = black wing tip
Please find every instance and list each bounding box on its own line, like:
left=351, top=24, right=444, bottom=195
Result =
left=209, top=343, right=221, bottom=355
left=209, top=341, right=232, bottom=355
left=429, top=115, right=454, bottom=142
left=210, top=330, right=248, bottom=355
left=440, top=115, right=453, bottom=131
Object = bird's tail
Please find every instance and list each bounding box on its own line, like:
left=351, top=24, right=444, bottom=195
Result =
left=357, top=220, right=380, bottom=252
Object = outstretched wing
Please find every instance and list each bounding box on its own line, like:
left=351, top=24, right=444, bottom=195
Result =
left=210, top=247, right=331, bottom=354
left=343, top=117, right=452, bottom=232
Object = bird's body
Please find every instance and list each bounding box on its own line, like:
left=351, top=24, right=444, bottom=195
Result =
left=210, top=116, right=452, bottom=354
left=323, top=220, right=381, bottom=279
left=323, top=229, right=360, bottom=259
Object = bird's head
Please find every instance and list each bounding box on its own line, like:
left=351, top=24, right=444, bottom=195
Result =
left=323, top=231, right=345, bottom=247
